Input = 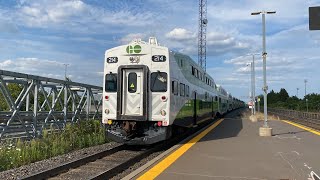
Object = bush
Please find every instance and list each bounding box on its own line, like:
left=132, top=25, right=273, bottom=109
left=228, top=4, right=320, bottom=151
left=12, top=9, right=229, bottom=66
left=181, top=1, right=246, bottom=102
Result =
left=0, top=120, right=108, bottom=171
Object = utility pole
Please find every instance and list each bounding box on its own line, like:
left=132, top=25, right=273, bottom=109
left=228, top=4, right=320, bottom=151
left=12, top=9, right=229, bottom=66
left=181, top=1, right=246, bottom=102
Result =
left=304, top=79, right=308, bottom=112
left=296, top=88, right=299, bottom=97
left=251, top=62, right=254, bottom=115
left=247, top=62, right=253, bottom=115
left=252, top=54, right=256, bottom=115
left=63, top=63, right=69, bottom=80
left=251, top=10, right=276, bottom=136
left=304, top=79, right=307, bottom=97
left=198, top=0, right=208, bottom=71
left=258, top=97, right=260, bottom=112
left=246, top=53, right=259, bottom=115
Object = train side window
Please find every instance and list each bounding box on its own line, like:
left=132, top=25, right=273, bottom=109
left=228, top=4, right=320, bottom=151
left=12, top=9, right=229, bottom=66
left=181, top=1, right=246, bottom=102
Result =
left=172, top=81, right=178, bottom=95
left=151, top=72, right=167, bottom=92
left=191, top=66, right=195, bottom=75
left=180, top=83, right=185, bottom=97
left=105, top=73, right=117, bottom=92
left=186, top=85, right=189, bottom=97
left=215, top=96, right=218, bottom=101
left=128, top=72, right=137, bottom=93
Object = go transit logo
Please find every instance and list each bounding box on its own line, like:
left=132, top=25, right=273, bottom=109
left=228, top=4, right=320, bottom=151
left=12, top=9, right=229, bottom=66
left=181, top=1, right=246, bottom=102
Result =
left=126, top=45, right=142, bottom=54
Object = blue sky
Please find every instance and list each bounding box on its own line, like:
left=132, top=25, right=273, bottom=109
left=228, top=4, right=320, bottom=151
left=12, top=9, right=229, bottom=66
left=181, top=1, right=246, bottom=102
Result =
left=0, top=0, right=319, bottom=101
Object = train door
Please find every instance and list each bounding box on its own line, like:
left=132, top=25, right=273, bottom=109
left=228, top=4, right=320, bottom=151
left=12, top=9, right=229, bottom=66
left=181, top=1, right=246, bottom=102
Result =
left=122, top=69, right=144, bottom=116
left=117, top=65, right=148, bottom=121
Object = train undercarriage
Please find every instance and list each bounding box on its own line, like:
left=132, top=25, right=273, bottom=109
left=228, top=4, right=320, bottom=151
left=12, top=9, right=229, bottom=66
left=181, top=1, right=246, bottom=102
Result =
left=106, top=120, right=172, bottom=145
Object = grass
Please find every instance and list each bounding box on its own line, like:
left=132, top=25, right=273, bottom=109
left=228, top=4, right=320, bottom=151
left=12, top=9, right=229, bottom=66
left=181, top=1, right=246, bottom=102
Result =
left=249, top=112, right=280, bottom=121
left=0, top=120, right=108, bottom=172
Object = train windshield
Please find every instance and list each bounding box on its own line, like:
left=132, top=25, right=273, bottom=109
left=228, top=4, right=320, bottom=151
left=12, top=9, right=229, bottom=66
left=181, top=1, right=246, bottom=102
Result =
left=151, top=72, right=167, bottom=92
left=105, top=74, right=117, bottom=92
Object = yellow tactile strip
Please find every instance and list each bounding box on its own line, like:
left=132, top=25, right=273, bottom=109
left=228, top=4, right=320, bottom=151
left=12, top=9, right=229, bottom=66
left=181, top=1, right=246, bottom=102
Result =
left=282, top=120, right=320, bottom=136
left=137, top=119, right=224, bottom=180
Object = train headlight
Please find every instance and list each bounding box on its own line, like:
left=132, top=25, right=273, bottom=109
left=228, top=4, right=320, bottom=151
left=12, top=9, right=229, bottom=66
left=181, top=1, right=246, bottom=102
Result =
left=161, top=96, right=167, bottom=102
left=107, top=119, right=112, bottom=125
left=160, top=109, right=166, bottom=116
left=105, top=109, right=110, bottom=114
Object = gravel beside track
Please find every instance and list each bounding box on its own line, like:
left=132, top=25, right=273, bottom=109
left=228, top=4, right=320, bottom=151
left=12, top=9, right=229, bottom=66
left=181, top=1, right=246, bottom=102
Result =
left=110, top=150, right=163, bottom=180
left=0, top=142, right=121, bottom=180
left=48, top=148, right=143, bottom=180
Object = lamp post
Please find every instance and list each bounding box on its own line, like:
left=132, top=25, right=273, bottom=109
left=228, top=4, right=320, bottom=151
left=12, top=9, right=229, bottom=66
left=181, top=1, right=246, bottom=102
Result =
left=245, top=53, right=259, bottom=115
left=251, top=10, right=276, bottom=136
left=247, top=62, right=254, bottom=115
left=249, top=53, right=259, bottom=115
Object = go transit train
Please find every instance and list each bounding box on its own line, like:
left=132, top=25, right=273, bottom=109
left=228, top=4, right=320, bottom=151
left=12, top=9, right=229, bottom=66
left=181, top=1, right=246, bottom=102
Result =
left=102, top=37, right=244, bottom=145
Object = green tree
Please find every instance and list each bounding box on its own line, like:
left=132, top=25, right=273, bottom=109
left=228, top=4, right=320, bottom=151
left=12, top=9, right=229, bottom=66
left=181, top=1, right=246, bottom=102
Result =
left=0, top=83, right=23, bottom=111
left=267, top=90, right=278, bottom=105
left=279, top=88, right=289, bottom=102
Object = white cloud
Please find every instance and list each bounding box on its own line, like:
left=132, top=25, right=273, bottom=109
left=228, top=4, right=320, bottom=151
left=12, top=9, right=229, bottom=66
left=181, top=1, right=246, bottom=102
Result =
left=119, top=33, right=147, bottom=44
left=8, top=0, right=161, bottom=32
left=0, top=57, right=63, bottom=73
left=207, top=0, right=313, bottom=24
left=0, top=57, right=103, bottom=86
left=101, top=10, right=156, bottom=27
left=165, top=28, right=250, bottom=56
left=165, top=28, right=196, bottom=41
left=18, top=0, right=88, bottom=27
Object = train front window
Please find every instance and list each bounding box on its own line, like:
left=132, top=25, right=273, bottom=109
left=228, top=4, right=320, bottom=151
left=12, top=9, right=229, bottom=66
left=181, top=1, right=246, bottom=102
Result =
left=105, top=74, right=117, bottom=92
left=151, top=72, right=167, bottom=92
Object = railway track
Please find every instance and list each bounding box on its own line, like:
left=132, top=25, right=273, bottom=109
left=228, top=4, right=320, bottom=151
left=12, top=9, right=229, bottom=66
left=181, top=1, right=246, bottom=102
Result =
left=22, top=142, right=175, bottom=180
left=48, top=146, right=152, bottom=180
left=22, top=143, right=169, bottom=180
left=22, top=144, right=127, bottom=180
left=22, top=126, right=198, bottom=180
left=22, top=109, right=244, bottom=180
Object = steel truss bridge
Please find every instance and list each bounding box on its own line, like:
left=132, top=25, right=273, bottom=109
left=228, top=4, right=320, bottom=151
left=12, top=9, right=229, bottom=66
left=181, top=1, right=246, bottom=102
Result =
left=0, top=69, right=102, bottom=140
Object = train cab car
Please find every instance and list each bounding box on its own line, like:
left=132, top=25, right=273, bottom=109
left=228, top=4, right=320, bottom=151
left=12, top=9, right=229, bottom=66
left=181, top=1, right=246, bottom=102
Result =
left=103, top=37, right=171, bottom=144
left=102, top=37, right=243, bottom=145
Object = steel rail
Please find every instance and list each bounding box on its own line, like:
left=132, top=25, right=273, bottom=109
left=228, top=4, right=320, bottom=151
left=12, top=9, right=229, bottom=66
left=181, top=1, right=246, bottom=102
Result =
left=22, top=144, right=126, bottom=180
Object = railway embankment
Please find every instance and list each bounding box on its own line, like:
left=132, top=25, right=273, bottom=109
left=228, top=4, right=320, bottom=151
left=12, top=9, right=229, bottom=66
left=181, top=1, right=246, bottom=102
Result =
left=0, top=120, right=109, bottom=175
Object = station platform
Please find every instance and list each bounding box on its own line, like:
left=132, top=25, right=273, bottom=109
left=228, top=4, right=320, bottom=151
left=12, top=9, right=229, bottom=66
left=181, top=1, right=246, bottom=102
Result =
left=134, top=110, right=320, bottom=180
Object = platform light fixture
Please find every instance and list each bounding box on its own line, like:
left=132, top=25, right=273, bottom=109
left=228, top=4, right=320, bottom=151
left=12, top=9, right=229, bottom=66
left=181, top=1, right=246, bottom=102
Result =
left=251, top=10, right=276, bottom=129
left=245, top=53, right=259, bottom=115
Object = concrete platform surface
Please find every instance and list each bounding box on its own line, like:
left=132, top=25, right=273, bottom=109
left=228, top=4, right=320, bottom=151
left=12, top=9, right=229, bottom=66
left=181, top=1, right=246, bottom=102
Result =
left=137, top=111, right=320, bottom=180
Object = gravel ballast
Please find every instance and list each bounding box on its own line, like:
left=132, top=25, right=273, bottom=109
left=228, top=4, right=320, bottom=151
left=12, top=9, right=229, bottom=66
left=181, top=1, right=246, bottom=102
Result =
left=0, top=142, right=121, bottom=180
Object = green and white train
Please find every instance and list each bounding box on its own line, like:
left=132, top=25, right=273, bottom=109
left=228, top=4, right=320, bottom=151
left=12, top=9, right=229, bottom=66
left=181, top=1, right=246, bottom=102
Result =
left=103, top=37, right=244, bottom=145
